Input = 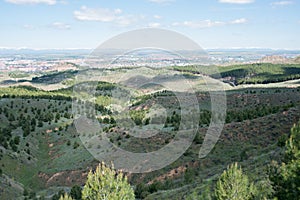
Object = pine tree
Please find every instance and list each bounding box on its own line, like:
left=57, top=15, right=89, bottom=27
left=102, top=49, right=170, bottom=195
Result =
left=70, top=185, right=82, bottom=200
left=82, top=162, right=135, bottom=200
left=269, top=122, right=300, bottom=200
left=215, top=163, right=255, bottom=200
left=186, top=184, right=213, bottom=200
left=59, top=193, right=73, bottom=200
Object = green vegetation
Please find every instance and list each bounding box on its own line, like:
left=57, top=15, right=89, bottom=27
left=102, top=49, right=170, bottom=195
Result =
left=0, top=65, right=300, bottom=200
left=59, top=193, right=73, bottom=200
left=70, top=185, right=82, bottom=200
left=269, top=122, right=300, bottom=200
left=59, top=194, right=73, bottom=200
left=129, top=110, right=147, bottom=126
left=219, top=63, right=300, bottom=85
left=216, top=63, right=300, bottom=85
left=173, top=63, right=300, bottom=85
left=82, top=162, right=135, bottom=200
left=31, top=70, right=78, bottom=84
left=183, top=121, right=300, bottom=200
left=9, top=71, right=30, bottom=79
left=52, top=190, right=67, bottom=200
left=215, top=163, right=255, bottom=200
left=0, top=85, right=72, bottom=100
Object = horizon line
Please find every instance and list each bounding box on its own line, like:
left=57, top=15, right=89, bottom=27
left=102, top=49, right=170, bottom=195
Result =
left=1, top=47, right=300, bottom=51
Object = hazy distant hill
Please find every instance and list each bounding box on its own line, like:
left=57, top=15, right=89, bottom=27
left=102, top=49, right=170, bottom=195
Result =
left=259, top=55, right=290, bottom=64
left=294, top=56, right=300, bottom=63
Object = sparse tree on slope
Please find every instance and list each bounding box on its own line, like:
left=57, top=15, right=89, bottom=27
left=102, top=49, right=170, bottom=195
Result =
left=215, top=162, right=255, bottom=200
left=82, top=162, right=135, bottom=200
left=59, top=193, right=73, bottom=200
left=70, top=185, right=82, bottom=200
left=269, top=121, right=300, bottom=200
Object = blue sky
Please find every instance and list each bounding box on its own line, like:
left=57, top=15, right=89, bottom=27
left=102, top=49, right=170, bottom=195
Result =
left=0, top=0, right=299, bottom=49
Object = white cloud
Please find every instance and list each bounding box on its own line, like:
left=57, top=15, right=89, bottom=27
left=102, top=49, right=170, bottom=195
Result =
left=219, top=0, right=254, bottom=4
left=153, top=15, right=162, bottom=19
left=23, top=24, right=35, bottom=29
left=173, top=18, right=247, bottom=28
left=230, top=18, right=247, bottom=24
left=114, top=8, right=122, bottom=14
left=148, top=0, right=174, bottom=3
left=74, top=6, right=121, bottom=22
left=172, top=20, right=224, bottom=28
left=73, top=6, right=138, bottom=26
left=50, top=22, right=71, bottom=30
left=271, top=1, right=293, bottom=6
left=148, top=22, right=161, bottom=28
left=5, top=0, right=56, bottom=5
left=116, top=15, right=138, bottom=26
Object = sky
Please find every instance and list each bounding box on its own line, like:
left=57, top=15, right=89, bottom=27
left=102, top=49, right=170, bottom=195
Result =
left=0, top=0, right=299, bottom=49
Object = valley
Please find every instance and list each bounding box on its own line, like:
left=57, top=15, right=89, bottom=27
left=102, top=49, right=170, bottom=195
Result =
left=0, top=60, right=300, bottom=199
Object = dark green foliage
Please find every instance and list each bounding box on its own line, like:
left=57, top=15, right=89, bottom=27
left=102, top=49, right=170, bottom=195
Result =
left=32, top=70, right=78, bottom=84
left=129, top=110, right=146, bottom=126
left=82, top=162, right=135, bottom=200
left=23, top=188, right=29, bottom=196
left=193, top=132, right=203, bottom=144
left=184, top=167, right=198, bottom=183
left=29, top=191, right=36, bottom=199
left=22, top=120, right=31, bottom=137
left=55, top=113, right=61, bottom=121
left=135, top=183, right=148, bottom=199
left=43, top=112, right=54, bottom=122
left=8, top=113, right=15, bottom=121
left=215, top=163, right=255, bottom=200
left=0, top=127, right=12, bottom=149
left=102, top=117, right=110, bottom=124
left=52, top=190, right=65, bottom=200
left=239, top=149, right=249, bottom=161
left=134, top=180, right=167, bottom=197
left=64, top=112, right=71, bottom=119
left=228, top=103, right=293, bottom=123
left=96, top=82, right=116, bottom=97
left=186, top=184, right=213, bottom=200
left=52, top=194, right=59, bottom=200
left=197, top=102, right=293, bottom=126
left=11, top=144, right=18, bottom=152
left=174, top=63, right=300, bottom=85
left=70, top=185, right=82, bottom=200
left=148, top=181, right=163, bottom=193
left=38, top=120, right=43, bottom=127
left=217, top=63, right=300, bottom=85
left=144, top=117, right=150, bottom=125
left=73, top=141, right=80, bottom=149
left=269, top=121, right=300, bottom=200
left=277, top=134, right=288, bottom=147
left=14, top=136, right=20, bottom=145
left=165, top=111, right=181, bottom=129
left=199, top=110, right=211, bottom=126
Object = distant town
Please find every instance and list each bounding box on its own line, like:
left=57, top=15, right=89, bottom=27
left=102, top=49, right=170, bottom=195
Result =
left=0, top=48, right=300, bottom=73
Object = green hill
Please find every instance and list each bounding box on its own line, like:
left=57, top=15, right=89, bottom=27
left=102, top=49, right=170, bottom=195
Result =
left=0, top=84, right=300, bottom=199
left=174, top=63, right=300, bottom=85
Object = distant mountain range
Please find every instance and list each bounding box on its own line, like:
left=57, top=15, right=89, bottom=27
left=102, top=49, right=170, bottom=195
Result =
left=0, top=48, right=92, bottom=56
left=0, top=48, right=299, bottom=55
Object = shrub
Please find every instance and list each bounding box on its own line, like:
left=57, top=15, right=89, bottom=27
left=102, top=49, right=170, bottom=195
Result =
left=82, top=162, right=135, bottom=200
left=215, top=163, right=255, bottom=200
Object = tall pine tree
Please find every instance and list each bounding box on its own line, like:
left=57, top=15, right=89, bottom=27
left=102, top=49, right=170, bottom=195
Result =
left=215, top=163, right=255, bottom=200
left=82, top=162, right=135, bottom=200
left=269, top=121, right=300, bottom=200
